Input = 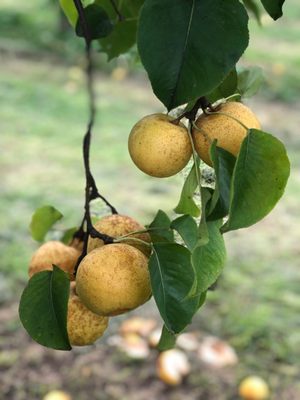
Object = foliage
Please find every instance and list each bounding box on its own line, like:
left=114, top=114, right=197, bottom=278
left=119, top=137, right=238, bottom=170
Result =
left=19, top=266, right=71, bottom=350
left=30, top=205, right=63, bottom=242
left=17, top=0, right=291, bottom=351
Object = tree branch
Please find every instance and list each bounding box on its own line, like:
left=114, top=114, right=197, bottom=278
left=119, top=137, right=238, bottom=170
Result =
left=172, top=96, right=213, bottom=125
left=72, top=0, right=118, bottom=274
left=110, top=0, right=125, bottom=21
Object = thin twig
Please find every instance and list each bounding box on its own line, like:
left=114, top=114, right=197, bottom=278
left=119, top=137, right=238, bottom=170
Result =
left=110, top=0, right=125, bottom=21
left=172, top=96, right=213, bottom=125
left=72, top=0, right=117, bottom=274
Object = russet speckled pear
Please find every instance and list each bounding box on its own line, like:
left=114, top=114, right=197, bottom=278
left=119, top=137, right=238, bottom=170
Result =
left=29, top=241, right=80, bottom=280
left=128, top=113, right=192, bottom=178
left=87, top=214, right=151, bottom=256
left=76, top=244, right=151, bottom=316
left=67, top=283, right=109, bottom=346
left=192, top=102, right=261, bottom=166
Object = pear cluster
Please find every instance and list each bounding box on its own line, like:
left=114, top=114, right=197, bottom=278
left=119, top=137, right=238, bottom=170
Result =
left=27, top=102, right=261, bottom=349
left=128, top=102, right=261, bottom=176
left=28, top=214, right=152, bottom=347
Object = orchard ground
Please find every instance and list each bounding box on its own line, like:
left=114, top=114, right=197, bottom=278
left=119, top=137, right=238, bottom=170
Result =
left=1, top=1, right=300, bottom=399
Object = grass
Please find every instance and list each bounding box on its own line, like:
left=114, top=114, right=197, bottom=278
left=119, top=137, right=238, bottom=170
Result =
left=1, top=56, right=300, bottom=396
left=0, top=57, right=180, bottom=279
left=245, top=0, right=300, bottom=101
left=0, top=0, right=300, bottom=100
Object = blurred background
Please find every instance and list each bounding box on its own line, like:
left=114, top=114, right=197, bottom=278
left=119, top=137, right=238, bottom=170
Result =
left=0, top=0, right=300, bottom=399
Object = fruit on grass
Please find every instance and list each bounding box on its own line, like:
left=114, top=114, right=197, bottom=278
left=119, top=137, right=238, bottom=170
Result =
left=198, top=336, right=238, bottom=367
left=119, top=316, right=156, bottom=337
left=87, top=214, right=151, bottom=256
left=239, top=376, right=270, bottom=400
left=128, top=113, right=192, bottom=178
left=157, top=349, right=191, bottom=385
left=43, top=390, right=72, bottom=400
left=67, top=283, right=109, bottom=346
left=29, top=241, right=80, bottom=280
left=148, top=328, right=161, bottom=348
left=76, top=243, right=151, bottom=316
left=192, top=101, right=261, bottom=166
left=118, top=333, right=150, bottom=360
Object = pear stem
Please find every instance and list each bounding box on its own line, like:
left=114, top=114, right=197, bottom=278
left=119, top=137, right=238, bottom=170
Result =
left=116, top=226, right=171, bottom=240
left=114, top=237, right=152, bottom=247
left=171, top=96, right=212, bottom=125
left=204, top=110, right=249, bottom=131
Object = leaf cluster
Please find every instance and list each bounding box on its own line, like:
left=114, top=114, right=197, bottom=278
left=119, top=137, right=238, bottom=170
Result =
left=148, top=122, right=289, bottom=344
left=60, top=0, right=286, bottom=109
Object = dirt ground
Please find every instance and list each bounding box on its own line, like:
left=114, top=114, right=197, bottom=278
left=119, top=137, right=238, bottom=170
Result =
left=1, top=299, right=300, bottom=400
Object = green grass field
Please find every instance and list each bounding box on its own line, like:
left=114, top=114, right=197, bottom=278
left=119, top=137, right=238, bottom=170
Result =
left=1, top=1, right=300, bottom=398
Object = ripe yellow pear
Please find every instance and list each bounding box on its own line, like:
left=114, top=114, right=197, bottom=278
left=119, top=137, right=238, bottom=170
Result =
left=192, top=102, right=261, bottom=166
left=29, top=241, right=80, bottom=280
left=67, top=283, right=109, bottom=346
left=76, top=244, right=151, bottom=316
left=239, top=376, right=270, bottom=400
left=128, top=113, right=192, bottom=177
left=87, top=214, right=151, bottom=256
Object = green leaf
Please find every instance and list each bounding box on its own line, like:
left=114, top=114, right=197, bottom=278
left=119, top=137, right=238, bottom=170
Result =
left=171, top=215, right=199, bottom=251
left=198, top=187, right=212, bottom=245
left=237, top=66, right=264, bottom=98
left=260, top=0, right=285, bottom=20
left=149, top=243, right=198, bottom=333
left=19, top=267, right=71, bottom=350
left=99, top=21, right=137, bottom=60
left=76, top=4, right=113, bottom=40
left=222, top=129, right=290, bottom=232
left=208, top=142, right=236, bottom=221
left=148, top=210, right=174, bottom=243
left=30, top=205, right=63, bottom=242
left=197, top=291, right=207, bottom=309
left=98, top=0, right=144, bottom=60
left=138, top=0, right=249, bottom=110
left=174, top=161, right=200, bottom=218
left=207, top=69, right=238, bottom=104
left=157, top=325, right=177, bottom=351
left=60, top=227, right=78, bottom=244
left=242, top=0, right=262, bottom=23
left=59, top=0, right=78, bottom=26
left=192, top=220, right=226, bottom=294
left=59, top=0, right=93, bottom=27
left=97, top=0, right=143, bottom=18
